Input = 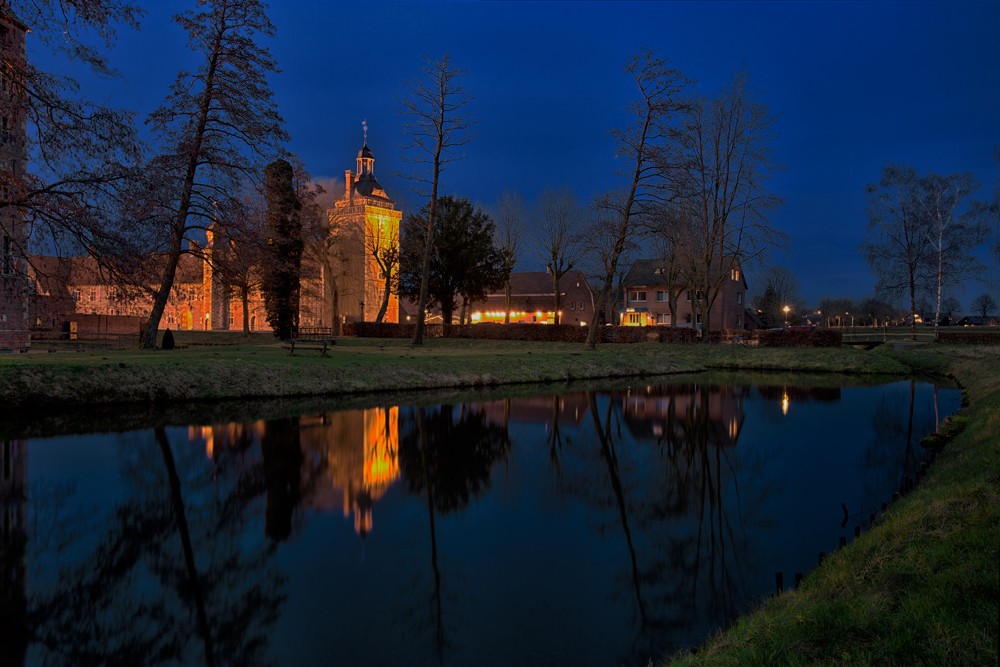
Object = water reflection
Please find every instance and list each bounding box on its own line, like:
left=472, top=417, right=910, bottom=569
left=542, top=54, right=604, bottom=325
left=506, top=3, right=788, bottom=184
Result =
left=6, top=376, right=960, bottom=666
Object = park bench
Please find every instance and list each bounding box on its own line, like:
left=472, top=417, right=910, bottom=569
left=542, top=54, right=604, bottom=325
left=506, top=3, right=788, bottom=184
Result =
left=283, top=327, right=337, bottom=355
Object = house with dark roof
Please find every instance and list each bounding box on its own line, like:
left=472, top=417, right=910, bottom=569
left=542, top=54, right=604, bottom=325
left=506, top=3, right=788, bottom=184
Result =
left=620, top=258, right=756, bottom=331
left=401, top=270, right=596, bottom=325
left=955, top=315, right=999, bottom=326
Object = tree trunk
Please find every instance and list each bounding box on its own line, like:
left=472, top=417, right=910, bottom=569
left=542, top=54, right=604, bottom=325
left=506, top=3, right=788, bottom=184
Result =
left=459, top=295, right=467, bottom=326
left=504, top=280, right=512, bottom=324
left=241, top=287, right=250, bottom=335
left=141, top=39, right=223, bottom=348
left=375, top=270, right=391, bottom=323
left=552, top=271, right=561, bottom=325
left=156, top=427, right=215, bottom=667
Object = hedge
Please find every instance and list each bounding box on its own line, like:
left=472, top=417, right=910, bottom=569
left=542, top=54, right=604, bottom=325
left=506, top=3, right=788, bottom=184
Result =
left=717, top=328, right=842, bottom=347
left=938, top=331, right=1000, bottom=345
left=341, top=321, right=698, bottom=343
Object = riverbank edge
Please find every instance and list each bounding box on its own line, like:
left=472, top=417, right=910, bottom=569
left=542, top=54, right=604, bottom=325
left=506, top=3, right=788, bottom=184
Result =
left=661, top=345, right=999, bottom=667
left=0, top=342, right=909, bottom=409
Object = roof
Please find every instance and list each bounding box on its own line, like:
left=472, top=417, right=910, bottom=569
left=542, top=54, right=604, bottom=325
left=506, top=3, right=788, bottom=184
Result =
left=485, top=270, right=592, bottom=297
left=357, top=143, right=374, bottom=160
left=27, top=252, right=205, bottom=290
left=624, top=256, right=746, bottom=289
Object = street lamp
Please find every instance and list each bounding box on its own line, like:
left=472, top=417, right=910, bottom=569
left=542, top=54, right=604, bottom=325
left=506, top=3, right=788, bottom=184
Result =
left=783, top=305, right=790, bottom=328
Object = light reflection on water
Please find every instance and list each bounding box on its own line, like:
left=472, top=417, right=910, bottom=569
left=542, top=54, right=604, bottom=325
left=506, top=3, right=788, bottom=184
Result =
left=1, top=377, right=960, bottom=667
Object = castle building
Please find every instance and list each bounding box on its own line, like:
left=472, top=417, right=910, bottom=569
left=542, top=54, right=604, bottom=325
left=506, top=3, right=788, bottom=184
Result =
left=0, top=10, right=29, bottom=349
left=327, top=140, right=402, bottom=325
left=20, top=139, right=401, bottom=340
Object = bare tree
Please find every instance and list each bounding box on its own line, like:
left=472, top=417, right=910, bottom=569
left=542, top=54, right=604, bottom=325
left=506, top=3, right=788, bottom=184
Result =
left=139, top=0, right=289, bottom=348
left=208, top=184, right=267, bottom=335
left=970, top=292, right=997, bottom=321
left=667, top=65, right=786, bottom=340
left=648, top=201, right=696, bottom=327
left=585, top=49, right=691, bottom=349
left=918, top=170, right=990, bottom=340
left=534, top=186, right=584, bottom=324
left=859, top=164, right=934, bottom=340
left=396, top=53, right=476, bottom=344
left=365, top=213, right=400, bottom=323
left=749, top=264, right=804, bottom=327
left=489, top=190, right=528, bottom=324
left=583, top=191, right=640, bottom=326
left=1, top=1, right=144, bottom=327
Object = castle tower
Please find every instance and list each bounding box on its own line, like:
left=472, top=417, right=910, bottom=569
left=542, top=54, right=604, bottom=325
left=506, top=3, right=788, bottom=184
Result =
left=0, top=10, right=29, bottom=350
left=329, top=133, right=402, bottom=326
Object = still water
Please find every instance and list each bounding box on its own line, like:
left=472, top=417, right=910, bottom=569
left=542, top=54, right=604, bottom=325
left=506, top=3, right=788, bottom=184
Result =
left=1, top=375, right=960, bottom=667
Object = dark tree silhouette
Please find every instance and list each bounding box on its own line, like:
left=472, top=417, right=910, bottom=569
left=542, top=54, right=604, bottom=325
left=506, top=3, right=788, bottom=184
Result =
left=261, top=159, right=303, bottom=339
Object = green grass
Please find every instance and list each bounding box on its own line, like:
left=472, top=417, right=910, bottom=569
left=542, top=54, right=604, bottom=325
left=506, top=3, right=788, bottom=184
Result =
left=0, top=337, right=914, bottom=408
left=661, top=343, right=999, bottom=667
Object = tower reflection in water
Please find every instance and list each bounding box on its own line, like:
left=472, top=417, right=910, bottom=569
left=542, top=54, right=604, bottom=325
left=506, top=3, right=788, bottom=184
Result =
left=189, top=407, right=400, bottom=540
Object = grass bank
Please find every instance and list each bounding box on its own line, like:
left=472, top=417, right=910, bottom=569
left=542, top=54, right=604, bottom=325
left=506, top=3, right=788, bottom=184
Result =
left=663, top=343, right=999, bottom=667
left=0, top=337, right=910, bottom=409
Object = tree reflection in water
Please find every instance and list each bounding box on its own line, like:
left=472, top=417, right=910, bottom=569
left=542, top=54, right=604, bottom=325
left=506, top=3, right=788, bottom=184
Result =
left=530, top=383, right=778, bottom=665
left=397, top=403, right=512, bottom=664
left=21, top=428, right=285, bottom=667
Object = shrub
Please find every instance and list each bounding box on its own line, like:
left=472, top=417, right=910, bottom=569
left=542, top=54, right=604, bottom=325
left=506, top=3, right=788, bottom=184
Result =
left=720, top=327, right=841, bottom=347
left=939, top=331, right=1000, bottom=345
left=161, top=328, right=175, bottom=350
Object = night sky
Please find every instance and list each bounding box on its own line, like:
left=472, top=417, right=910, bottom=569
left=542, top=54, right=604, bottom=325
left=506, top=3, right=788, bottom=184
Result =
left=29, top=1, right=1000, bottom=306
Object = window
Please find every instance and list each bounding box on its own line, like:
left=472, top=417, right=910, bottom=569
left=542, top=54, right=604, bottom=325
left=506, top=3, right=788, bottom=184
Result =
left=737, top=314, right=743, bottom=327
left=696, top=290, right=703, bottom=301
left=656, top=290, right=668, bottom=302
left=731, top=268, right=740, bottom=281
left=685, top=290, right=691, bottom=302
left=696, top=313, right=702, bottom=324
left=736, top=292, right=742, bottom=305
left=72, top=290, right=80, bottom=301
left=570, top=301, right=576, bottom=310
left=579, top=301, right=584, bottom=310
left=656, top=313, right=672, bottom=325
left=628, top=291, right=646, bottom=302
left=627, top=313, right=642, bottom=324
left=89, top=287, right=97, bottom=302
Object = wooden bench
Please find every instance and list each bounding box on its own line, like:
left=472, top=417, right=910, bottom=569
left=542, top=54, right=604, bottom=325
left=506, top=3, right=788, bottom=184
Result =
left=283, top=327, right=337, bottom=355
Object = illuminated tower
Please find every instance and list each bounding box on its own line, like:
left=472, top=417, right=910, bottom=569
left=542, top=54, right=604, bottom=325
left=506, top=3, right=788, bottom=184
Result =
left=330, top=129, right=402, bottom=325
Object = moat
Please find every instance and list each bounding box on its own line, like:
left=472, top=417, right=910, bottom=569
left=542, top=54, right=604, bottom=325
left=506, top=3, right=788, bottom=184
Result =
left=1, top=373, right=960, bottom=666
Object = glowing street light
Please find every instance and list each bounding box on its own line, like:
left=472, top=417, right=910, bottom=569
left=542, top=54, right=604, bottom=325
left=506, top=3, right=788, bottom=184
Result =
left=783, top=305, right=790, bottom=327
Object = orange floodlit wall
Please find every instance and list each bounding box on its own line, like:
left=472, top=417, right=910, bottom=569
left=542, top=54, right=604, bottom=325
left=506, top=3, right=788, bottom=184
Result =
left=364, top=207, right=401, bottom=323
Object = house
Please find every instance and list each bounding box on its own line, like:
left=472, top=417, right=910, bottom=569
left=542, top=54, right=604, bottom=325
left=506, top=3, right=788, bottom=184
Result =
left=620, top=258, right=752, bottom=331
left=401, top=270, right=596, bottom=325
left=955, top=315, right=999, bottom=327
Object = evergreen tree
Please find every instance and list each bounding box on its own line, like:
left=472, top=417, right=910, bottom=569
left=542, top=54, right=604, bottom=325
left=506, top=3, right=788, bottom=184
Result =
left=261, top=159, right=302, bottom=339
left=399, top=196, right=506, bottom=325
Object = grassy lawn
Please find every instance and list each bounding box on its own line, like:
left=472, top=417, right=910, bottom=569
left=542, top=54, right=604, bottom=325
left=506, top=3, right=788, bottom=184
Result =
left=0, top=336, right=914, bottom=408
left=662, top=343, right=999, bottom=667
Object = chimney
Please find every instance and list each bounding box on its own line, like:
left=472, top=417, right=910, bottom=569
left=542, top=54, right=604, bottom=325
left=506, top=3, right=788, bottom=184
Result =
left=345, top=169, right=354, bottom=202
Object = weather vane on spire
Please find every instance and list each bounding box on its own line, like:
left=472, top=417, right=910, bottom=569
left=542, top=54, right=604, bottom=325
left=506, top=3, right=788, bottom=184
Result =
left=362, top=119, right=367, bottom=143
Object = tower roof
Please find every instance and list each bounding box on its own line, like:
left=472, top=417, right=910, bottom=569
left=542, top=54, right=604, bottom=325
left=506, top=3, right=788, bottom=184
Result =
left=357, top=143, right=374, bottom=160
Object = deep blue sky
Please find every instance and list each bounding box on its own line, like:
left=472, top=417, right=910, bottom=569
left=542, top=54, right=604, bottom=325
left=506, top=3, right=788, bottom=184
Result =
left=30, top=1, right=1000, bottom=307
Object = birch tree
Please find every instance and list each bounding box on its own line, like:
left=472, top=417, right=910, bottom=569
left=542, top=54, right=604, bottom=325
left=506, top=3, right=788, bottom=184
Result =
left=917, top=171, right=989, bottom=340
left=139, top=0, right=288, bottom=348
left=396, top=53, right=476, bottom=344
